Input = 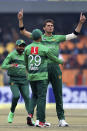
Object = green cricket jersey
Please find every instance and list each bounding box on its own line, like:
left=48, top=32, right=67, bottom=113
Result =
left=42, top=34, right=66, bottom=63
left=1, top=50, right=27, bottom=81
left=24, top=41, right=63, bottom=81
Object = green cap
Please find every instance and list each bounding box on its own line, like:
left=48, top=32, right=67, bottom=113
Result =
left=32, top=29, right=42, bottom=40
left=16, top=39, right=26, bottom=46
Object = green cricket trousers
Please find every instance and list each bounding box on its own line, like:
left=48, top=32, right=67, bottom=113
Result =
left=48, top=63, right=65, bottom=120
left=10, top=79, right=30, bottom=114
left=29, top=80, right=48, bottom=123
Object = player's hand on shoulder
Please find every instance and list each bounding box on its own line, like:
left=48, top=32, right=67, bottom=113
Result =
left=18, top=9, right=23, bottom=20
left=80, top=12, right=86, bottom=24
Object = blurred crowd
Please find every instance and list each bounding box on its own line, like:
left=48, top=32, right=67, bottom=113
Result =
left=0, top=27, right=19, bottom=65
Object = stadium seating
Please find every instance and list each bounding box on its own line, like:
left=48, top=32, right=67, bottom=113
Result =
left=0, top=69, right=4, bottom=86
left=62, top=69, right=87, bottom=86
left=0, top=45, right=5, bottom=54
left=62, top=69, right=79, bottom=86
left=6, top=42, right=15, bottom=53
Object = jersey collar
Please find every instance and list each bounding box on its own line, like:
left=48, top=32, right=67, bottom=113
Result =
left=43, top=34, right=53, bottom=37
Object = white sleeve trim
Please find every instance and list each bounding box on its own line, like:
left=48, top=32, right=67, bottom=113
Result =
left=66, top=33, right=77, bottom=41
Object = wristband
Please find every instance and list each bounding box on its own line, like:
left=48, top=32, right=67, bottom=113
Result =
left=19, top=26, right=24, bottom=30
left=74, top=30, right=80, bottom=36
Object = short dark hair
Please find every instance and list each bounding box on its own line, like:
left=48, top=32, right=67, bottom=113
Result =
left=43, top=19, right=54, bottom=27
left=32, top=29, right=42, bottom=40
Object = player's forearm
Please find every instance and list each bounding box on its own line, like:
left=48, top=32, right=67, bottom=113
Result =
left=51, top=57, right=63, bottom=64
left=66, top=19, right=84, bottom=41
left=19, top=19, right=25, bottom=35
left=1, top=57, right=11, bottom=69
left=66, top=23, right=82, bottom=40
left=1, top=64, right=11, bottom=69
left=20, top=27, right=32, bottom=38
left=75, top=21, right=83, bottom=33
left=47, top=51, right=63, bottom=64
left=19, top=19, right=24, bottom=28
left=19, top=19, right=32, bottom=38
left=74, top=12, right=86, bottom=33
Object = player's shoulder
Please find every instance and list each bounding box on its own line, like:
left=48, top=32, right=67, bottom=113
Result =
left=9, top=50, right=16, bottom=56
left=25, top=44, right=30, bottom=50
left=39, top=42, right=47, bottom=49
left=25, top=43, right=32, bottom=50
left=25, top=43, right=35, bottom=55
left=6, top=50, right=15, bottom=58
left=53, top=34, right=66, bottom=40
left=53, top=34, right=63, bottom=37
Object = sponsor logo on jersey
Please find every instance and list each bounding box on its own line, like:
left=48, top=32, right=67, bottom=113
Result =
left=52, top=39, right=56, bottom=41
left=42, top=38, right=46, bottom=40
left=31, top=47, right=38, bottom=54
left=29, top=64, right=38, bottom=71
left=29, top=66, right=38, bottom=71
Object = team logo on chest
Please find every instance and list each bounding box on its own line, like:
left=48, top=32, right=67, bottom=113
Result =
left=42, top=38, right=46, bottom=40
left=31, top=47, right=38, bottom=54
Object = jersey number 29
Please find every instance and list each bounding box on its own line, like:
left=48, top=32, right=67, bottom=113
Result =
left=29, top=55, right=41, bottom=66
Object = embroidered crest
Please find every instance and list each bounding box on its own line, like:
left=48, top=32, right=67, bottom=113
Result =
left=31, top=47, right=38, bottom=54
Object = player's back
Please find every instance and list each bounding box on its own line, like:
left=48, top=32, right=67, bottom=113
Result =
left=25, top=41, right=49, bottom=81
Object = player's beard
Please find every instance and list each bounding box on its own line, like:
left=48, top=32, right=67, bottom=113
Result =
left=16, top=49, right=24, bottom=54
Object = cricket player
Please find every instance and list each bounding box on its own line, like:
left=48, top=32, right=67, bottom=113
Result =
left=1, top=40, right=30, bottom=123
left=17, top=10, right=86, bottom=126
left=24, top=29, right=64, bottom=127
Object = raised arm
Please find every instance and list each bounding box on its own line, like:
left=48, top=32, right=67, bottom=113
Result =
left=17, top=9, right=32, bottom=38
left=66, top=12, right=86, bottom=41
left=75, top=12, right=86, bottom=33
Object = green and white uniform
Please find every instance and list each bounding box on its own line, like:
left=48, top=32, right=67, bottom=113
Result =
left=24, top=41, right=63, bottom=122
left=42, top=34, right=66, bottom=120
left=1, top=50, right=30, bottom=114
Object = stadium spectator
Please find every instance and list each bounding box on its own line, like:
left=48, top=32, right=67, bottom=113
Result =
left=65, top=54, right=80, bottom=69
left=82, top=58, right=87, bottom=69
left=75, top=70, right=85, bottom=85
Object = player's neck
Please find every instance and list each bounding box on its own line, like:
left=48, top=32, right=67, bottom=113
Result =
left=34, top=37, right=41, bottom=42
left=34, top=40, right=41, bottom=42
left=45, top=32, right=52, bottom=37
